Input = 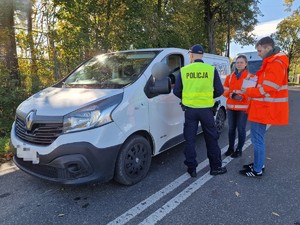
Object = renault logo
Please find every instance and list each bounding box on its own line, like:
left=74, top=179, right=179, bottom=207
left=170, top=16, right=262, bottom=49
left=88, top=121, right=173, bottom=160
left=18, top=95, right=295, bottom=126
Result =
left=25, top=111, right=35, bottom=131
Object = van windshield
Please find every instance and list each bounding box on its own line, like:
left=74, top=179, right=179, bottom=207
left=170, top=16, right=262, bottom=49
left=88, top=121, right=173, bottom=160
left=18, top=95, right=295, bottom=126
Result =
left=62, top=51, right=158, bottom=89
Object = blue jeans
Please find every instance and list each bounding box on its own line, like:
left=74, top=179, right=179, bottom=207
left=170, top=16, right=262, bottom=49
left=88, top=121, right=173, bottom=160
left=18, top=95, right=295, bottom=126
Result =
left=227, top=110, right=248, bottom=150
left=251, top=122, right=267, bottom=172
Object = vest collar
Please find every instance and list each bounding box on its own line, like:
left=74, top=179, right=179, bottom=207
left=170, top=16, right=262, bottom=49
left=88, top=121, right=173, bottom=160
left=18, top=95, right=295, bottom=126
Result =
left=194, top=59, right=204, bottom=63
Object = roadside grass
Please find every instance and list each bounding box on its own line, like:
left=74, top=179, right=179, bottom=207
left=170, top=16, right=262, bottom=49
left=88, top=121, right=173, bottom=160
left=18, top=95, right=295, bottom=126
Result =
left=288, top=82, right=299, bottom=86
left=0, top=136, right=13, bottom=163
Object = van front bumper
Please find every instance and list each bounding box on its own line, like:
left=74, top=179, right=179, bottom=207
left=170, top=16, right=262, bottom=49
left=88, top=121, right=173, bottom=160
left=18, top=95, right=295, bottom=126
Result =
left=13, top=142, right=121, bottom=185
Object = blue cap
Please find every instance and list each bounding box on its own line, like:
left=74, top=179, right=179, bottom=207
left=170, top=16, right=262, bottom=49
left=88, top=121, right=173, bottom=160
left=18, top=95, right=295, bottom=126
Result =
left=188, top=44, right=204, bottom=54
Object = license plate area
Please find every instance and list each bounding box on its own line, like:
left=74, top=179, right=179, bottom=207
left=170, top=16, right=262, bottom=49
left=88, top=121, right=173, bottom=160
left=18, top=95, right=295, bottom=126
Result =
left=16, top=144, right=39, bottom=164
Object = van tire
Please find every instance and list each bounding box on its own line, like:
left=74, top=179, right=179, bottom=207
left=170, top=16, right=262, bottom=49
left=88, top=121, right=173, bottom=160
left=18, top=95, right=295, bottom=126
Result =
left=114, top=135, right=152, bottom=185
left=215, top=107, right=226, bottom=133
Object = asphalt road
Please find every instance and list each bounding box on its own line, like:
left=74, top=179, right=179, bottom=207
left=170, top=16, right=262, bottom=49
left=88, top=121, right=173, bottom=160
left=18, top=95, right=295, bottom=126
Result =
left=1, top=88, right=300, bottom=225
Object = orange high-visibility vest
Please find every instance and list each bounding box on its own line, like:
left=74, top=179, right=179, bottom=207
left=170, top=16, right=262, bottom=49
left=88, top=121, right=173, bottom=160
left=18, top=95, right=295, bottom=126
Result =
left=223, top=70, right=255, bottom=111
left=246, top=52, right=289, bottom=125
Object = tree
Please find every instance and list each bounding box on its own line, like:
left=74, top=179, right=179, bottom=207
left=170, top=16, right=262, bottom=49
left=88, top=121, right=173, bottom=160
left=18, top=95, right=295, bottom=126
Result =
left=273, top=9, right=300, bottom=74
left=201, top=0, right=261, bottom=54
left=0, top=0, right=20, bottom=82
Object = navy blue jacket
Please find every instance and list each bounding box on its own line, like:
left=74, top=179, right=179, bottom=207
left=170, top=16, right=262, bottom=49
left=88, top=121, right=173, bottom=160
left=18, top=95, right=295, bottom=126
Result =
left=173, top=59, right=224, bottom=100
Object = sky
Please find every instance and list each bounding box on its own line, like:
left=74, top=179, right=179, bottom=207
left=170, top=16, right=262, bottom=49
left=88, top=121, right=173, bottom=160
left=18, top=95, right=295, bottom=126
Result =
left=230, top=0, right=300, bottom=58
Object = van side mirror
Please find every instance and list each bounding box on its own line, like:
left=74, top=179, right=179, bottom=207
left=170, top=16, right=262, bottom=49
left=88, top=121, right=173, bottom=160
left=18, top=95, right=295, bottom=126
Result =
left=151, top=62, right=169, bottom=80
left=144, top=62, right=171, bottom=98
left=149, top=77, right=171, bottom=94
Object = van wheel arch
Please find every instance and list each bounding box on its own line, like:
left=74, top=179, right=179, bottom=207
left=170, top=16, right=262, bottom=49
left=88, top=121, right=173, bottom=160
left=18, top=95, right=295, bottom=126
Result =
left=114, top=134, right=152, bottom=185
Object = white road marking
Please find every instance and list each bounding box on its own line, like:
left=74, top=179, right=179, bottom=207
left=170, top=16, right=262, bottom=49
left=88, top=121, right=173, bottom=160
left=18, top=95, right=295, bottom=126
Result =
left=0, top=164, right=18, bottom=176
left=108, top=127, right=270, bottom=225
left=138, top=139, right=253, bottom=225
left=139, top=126, right=270, bottom=225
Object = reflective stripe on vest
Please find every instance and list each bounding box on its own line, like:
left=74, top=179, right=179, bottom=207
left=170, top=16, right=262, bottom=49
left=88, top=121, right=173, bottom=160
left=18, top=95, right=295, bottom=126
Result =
left=227, top=104, right=248, bottom=109
left=181, top=63, right=214, bottom=108
left=252, top=97, right=288, bottom=103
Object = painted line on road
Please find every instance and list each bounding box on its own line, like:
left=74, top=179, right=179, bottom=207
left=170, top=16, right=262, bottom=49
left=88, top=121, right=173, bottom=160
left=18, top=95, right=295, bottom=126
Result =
left=138, top=139, right=253, bottom=225
left=108, top=130, right=254, bottom=225
left=0, top=165, right=18, bottom=176
left=138, top=126, right=270, bottom=224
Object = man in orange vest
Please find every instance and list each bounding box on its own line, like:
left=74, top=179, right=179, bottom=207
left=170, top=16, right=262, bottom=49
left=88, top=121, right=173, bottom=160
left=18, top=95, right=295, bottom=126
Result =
left=239, top=36, right=289, bottom=177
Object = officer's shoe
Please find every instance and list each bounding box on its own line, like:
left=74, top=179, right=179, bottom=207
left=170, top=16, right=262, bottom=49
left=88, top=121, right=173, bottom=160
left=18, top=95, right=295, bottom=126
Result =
left=224, top=148, right=234, bottom=156
left=231, top=149, right=242, bottom=158
left=187, top=168, right=197, bottom=178
left=210, top=166, right=227, bottom=175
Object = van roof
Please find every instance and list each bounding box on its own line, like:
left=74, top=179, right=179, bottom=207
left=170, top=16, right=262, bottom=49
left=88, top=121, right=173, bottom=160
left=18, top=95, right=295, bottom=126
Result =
left=118, top=48, right=229, bottom=60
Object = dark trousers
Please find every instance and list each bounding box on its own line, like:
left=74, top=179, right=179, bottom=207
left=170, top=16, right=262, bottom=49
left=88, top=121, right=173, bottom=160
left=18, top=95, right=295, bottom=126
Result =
left=183, top=107, right=222, bottom=170
left=227, top=109, right=248, bottom=150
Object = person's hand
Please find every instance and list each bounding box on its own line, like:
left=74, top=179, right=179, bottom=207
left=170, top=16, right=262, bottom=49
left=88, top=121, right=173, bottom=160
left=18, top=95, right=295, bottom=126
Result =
left=180, top=102, right=188, bottom=111
left=231, top=93, right=243, bottom=101
left=240, top=88, right=246, bottom=94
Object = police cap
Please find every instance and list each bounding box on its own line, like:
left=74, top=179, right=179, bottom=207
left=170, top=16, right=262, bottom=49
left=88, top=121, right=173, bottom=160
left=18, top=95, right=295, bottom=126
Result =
left=188, top=44, right=204, bottom=54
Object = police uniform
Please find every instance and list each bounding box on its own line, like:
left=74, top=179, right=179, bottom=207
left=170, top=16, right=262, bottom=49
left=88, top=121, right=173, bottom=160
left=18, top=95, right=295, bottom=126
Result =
left=173, top=44, right=227, bottom=177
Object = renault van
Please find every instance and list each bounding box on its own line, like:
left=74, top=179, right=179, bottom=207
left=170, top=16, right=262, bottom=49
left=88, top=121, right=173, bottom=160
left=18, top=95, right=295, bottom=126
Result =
left=11, top=48, right=230, bottom=185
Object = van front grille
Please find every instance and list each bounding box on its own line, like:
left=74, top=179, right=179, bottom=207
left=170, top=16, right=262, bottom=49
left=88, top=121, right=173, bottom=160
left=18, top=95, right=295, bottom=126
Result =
left=15, top=117, right=63, bottom=145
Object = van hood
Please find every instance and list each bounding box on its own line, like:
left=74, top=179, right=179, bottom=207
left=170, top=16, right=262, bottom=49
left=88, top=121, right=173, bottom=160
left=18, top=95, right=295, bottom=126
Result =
left=17, top=87, right=123, bottom=117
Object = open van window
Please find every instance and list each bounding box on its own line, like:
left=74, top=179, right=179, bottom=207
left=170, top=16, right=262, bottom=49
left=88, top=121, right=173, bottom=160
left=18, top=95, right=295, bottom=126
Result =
left=61, top=51, right=159, bottom=89
left=162, top=54, right=184, bottom=85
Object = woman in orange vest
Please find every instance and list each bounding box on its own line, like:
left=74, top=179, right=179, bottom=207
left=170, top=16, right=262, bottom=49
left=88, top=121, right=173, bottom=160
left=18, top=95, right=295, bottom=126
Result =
left=223, top=55, right=255, bottom=158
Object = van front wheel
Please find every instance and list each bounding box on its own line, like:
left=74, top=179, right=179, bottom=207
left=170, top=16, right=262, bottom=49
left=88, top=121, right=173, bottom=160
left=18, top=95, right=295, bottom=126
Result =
left=114, top=135, right=152, bottom=185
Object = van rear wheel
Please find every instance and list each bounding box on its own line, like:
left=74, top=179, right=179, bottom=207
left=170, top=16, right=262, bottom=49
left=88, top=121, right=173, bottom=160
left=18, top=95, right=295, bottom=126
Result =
left=215, top=107, right=226, bottom=133
left=114, top=135, right=152, bottom=185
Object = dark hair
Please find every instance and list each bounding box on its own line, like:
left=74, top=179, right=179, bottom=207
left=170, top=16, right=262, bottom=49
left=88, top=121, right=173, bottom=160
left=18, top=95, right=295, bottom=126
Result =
left=255, top=36, right=275, bottom=48
left=236, top=54, right=248, bottom=64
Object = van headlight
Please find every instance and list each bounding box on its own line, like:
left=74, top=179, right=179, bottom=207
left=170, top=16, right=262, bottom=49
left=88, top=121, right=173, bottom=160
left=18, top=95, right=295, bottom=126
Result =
left=63, top=93, right=123, bottom=133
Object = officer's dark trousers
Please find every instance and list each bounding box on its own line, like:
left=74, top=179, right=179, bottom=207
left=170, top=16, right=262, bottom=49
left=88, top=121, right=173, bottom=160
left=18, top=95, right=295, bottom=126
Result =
left=183, top=107, right=222, bottom=170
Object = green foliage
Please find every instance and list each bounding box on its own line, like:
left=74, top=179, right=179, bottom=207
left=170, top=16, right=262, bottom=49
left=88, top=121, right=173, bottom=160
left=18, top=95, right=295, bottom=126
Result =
left=273, top=9, right=300, bottom=72
left=0, top=136, right=11, bottom=155
left=0, top=63, right=28, bottom=137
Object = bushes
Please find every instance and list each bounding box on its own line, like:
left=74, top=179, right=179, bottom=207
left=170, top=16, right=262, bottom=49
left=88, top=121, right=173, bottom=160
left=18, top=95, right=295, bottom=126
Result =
left=0, top=65, right=28, bottom=158
left=0, top=66, right=27, bottom=139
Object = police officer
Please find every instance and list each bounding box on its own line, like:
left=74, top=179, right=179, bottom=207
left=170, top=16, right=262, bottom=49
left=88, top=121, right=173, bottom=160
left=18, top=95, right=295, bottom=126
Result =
left=173, top=44, right=227, bottom=177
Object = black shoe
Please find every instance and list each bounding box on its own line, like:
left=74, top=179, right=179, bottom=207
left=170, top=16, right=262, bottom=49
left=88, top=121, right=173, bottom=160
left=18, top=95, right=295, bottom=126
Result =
left=231, top=149, right=242, bottom=158
left=187, top=168, right=197, bottom=178
left=239, top=167, right=262, bottom=177
left=210, top=166, right=227, bottom=175
left=224, top=148, right=234, bottom=156
left=243, top=163, right=265, bottom=172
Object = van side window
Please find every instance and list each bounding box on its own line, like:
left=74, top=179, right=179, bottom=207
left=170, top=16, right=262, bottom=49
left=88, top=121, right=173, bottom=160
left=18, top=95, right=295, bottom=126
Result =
left=164, top=54, right=184, bottom=85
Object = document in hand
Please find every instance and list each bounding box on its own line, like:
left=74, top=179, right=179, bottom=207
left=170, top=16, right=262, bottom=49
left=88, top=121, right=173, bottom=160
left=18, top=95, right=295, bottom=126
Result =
left=242, top=77, right=257, bottom=89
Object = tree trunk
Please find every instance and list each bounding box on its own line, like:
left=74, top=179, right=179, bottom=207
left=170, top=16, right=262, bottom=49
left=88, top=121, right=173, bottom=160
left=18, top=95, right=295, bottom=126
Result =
left=203, top=0, right=216, bottom=54
left=0, top=0, right=20, bottom=82
left=27, top=0, right=40, bottom=92
left=156, top=0, right=162, bottom=47
left=103, top=0, right=113, bottom=52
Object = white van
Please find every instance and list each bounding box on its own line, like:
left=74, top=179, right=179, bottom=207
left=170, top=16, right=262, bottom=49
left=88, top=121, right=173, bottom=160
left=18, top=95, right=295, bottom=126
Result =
left=232, top=51, right=262, bottom=74
left=10, top=48, right=230, bottom=185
